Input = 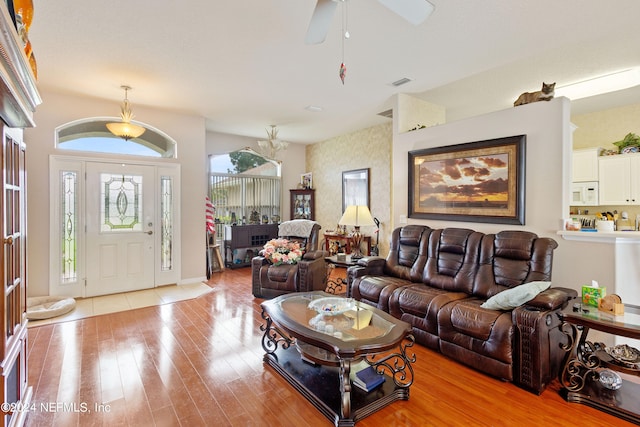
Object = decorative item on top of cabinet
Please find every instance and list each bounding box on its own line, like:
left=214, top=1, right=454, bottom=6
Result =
left=598, top=153, right=640, bottom=205
left=613, top=132, right=640, bottom=154
left=290, top=189, right=314, bottom=220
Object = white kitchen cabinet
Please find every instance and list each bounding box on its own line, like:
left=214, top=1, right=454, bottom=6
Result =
left=598, top=154, right=640, bottom=205
left=572, top=147, right=602, bottom=182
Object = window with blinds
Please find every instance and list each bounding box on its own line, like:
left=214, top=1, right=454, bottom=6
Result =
left=208, top=150, right=281, bottom=228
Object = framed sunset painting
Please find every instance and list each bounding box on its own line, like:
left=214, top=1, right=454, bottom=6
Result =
left=408, top=135, right=526, bottom=225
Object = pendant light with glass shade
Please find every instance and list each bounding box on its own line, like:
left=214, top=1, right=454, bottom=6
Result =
left=106, top=85, right=146, bottom=140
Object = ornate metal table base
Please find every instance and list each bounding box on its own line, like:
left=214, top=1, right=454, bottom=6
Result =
left=324, top=263, right=348, bottom=295
left=261, top=312, right=415, bottom=427
left=326, top=277, right=348, bottom=295
left=559, top=322, right=640, bottom=424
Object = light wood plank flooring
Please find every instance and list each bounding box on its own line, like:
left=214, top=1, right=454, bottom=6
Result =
left=26, top=268, right=630, bottom=426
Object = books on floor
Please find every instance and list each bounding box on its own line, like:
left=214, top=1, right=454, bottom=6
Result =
left=351, top=365, right=385, bottom=392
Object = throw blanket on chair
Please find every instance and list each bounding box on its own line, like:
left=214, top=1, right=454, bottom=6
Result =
left=279, top=219, right=318, bottom=238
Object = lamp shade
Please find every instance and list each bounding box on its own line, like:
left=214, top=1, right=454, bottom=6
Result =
left=339, top=205, right=375, bottom=227
left=106, top=121, right=146, bottom=141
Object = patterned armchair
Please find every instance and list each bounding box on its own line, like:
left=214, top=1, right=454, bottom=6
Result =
left=251, top=220, right=328, bottom=299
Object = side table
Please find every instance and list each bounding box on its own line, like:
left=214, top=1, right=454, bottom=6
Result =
left=325, top=233, right=371, bottom=257
left=558, top=303, right=640, bottom=424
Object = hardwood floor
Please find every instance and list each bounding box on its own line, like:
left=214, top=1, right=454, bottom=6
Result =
left=25, top=268, right=631, bottom=427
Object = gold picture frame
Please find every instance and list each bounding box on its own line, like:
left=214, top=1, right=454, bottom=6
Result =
left=408, top=135, right=526, bottom=225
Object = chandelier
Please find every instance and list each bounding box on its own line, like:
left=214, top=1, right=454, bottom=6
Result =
left=106, top=85, right=146, bottom=141
left=257, top=125, right=289, bottom=159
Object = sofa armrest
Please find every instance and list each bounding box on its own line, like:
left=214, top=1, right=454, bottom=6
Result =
left=512, top=287, right=577, bottom=394
left=523, top=287, right=578, bottom=311
left=303, top=250, right=329, bottom=261
left=355, top=256, right=386, bottom=275
left=251, top=256, right=268, bottom=298
left=297, top=256, right=329, bottom=293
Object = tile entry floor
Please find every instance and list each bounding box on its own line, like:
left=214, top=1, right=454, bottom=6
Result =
left=28, top=282, right=213, bottom=327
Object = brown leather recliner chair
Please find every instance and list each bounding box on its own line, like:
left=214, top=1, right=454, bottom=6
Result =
left=251, top=220, right=328, bottom=299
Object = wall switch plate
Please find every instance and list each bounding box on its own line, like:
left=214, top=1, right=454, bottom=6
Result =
left=399, top=215, right=407, bottom=224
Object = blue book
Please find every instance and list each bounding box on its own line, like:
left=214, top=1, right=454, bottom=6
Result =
left=353, top=366, right=385, bottom=392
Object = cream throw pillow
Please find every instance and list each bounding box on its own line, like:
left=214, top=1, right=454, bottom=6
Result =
left=480, top=281, right=551, bottom=310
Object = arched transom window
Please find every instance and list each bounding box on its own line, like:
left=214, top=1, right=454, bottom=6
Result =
left=55, top=117, right=177, bottom=158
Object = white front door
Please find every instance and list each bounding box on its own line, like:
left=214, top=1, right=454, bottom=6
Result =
left=49, top=157, right=181, bottom=298
left=85, top=162, right=156, bottom=297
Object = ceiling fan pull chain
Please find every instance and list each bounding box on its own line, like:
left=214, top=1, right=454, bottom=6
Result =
left=339, top=1, right=348, bottom=85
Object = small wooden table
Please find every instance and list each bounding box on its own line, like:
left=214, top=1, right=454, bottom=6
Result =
left=325, top=233, right=371, bottom=257
left=260, top=292, right=416, bottom=427
left=558, top=303, right=640, bottom=424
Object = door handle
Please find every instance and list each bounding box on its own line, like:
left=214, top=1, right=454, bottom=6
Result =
left=145, top=230, right=153, bottom=235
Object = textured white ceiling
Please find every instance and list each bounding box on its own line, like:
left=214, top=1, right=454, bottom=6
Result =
left=28, top=0, right=640, bottom=143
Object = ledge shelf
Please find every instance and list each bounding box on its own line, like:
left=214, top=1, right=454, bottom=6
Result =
left=557, top=230, right=640, bottom=244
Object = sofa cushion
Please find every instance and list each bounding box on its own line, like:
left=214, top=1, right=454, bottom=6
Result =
left=383, top=225, right=430, bottom=281
left=389, top=284, right=469, bottom=350
left=449, top=301, right=501, bottom=341
left=480, top=281, right=551, bottom=311
left=261, top=264, right=299, bottom=292
left=473, top=232, right=557, bottom=299
left=438, top=298, right=515, bottom=377
left=422, top=228, right=482, bottom=294
left=353, top=275, right=413, bottom=312
left=350, top=225, right=430, bottom=310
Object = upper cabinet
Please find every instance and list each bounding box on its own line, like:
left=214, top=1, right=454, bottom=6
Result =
left=572, top=147, right=602, bottom=182
left=598, top=154, right=640, bottom=205
left=290, top=189, right=314, bottom=220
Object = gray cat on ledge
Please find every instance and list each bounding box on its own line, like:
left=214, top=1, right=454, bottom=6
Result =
left=514, top=82, right=555, bottom=106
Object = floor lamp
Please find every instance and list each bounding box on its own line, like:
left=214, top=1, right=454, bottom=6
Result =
left=339, top=205, right=375, bottom=259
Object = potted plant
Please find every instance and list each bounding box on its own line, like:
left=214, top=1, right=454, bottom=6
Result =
left=613, top=132, right=640, bottom=153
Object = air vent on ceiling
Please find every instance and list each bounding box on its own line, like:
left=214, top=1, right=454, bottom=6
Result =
left=390, top=77, right=413, bottom=87
left=377, top=109, right=393, bottom=119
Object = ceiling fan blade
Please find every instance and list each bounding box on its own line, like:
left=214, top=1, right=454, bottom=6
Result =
left=305, top=0, right=338, bottom=45
left=377, top=0, right=435, bottom=26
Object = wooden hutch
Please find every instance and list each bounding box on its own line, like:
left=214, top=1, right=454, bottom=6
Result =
left=0, top=2, right=42, bottom=427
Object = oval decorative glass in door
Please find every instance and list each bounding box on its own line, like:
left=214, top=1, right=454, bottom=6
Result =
left=100, top=173, right=143, bottom=231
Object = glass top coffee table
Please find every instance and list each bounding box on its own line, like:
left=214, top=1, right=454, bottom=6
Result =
left=260, top=291, right=416, bottom=427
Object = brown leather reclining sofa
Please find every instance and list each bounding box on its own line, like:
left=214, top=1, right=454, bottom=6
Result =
left=348, top=225, right=576, bottom=394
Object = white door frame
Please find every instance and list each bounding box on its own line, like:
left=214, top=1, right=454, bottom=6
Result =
left=49, top=155, right=181, bottom=298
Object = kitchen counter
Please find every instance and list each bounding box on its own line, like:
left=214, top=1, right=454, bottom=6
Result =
left=558, top=230, right=640, bottom=243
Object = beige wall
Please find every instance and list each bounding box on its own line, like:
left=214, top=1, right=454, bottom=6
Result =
left=306, top=123, right=392, bottom=256
left=391, top=97, right=615, bottom=295
left=25, top=89, right=207, bottom=296
left=572, top=103, right=640, bottom=151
